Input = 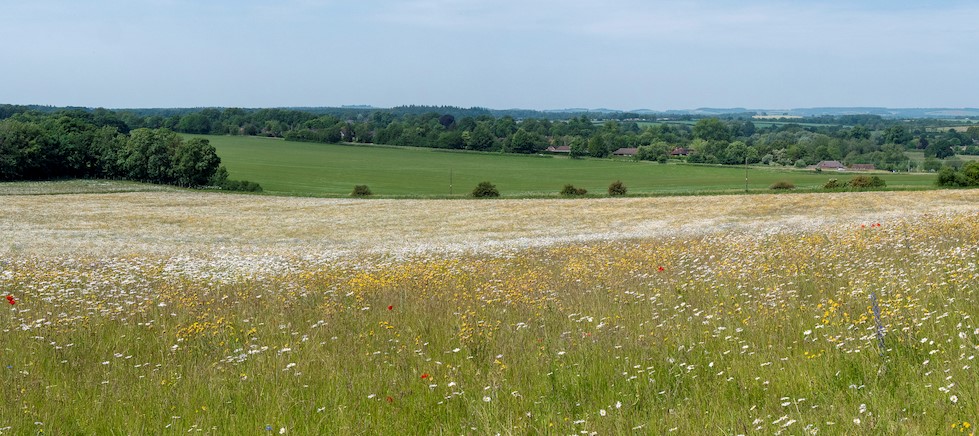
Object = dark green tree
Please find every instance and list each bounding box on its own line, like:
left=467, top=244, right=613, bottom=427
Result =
left=925, top=139, right=955, bottom=159
left=692, top=118, right=731, bottom=142
left=122, top=128, right=181, bottom=183
left=569, top=137, right=587, bottom=159
left=466, top=123, right=495, bottom=151
left=588, top=136, right=609, bottom=158
left=508, top=128, right=544, bottom=154
left=173, top=137, right=222, bottom=187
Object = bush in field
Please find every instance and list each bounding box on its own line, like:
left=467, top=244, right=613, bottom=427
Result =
left=770, top=180, right=795, bottom=190
left=846, top=175, right=886, bottom=189
left=608, top=180, right=627, bottom=196
left=964, top=161, right=979, bottom=185
left=471, top=181, right=500, bottom=198
left=560, top=184, right=587, bottom=196
left=937, top=162, right=979, bottom=187
left=351, top=185, right=372, bottom=197
left=219, top=180, right=263, bottom=192
left=207, top=165, right=262, bottom=192
left=823, top=179, right=841, bottom=189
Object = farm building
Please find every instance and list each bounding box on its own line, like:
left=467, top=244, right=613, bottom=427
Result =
left=670, top=147, right=690, bottom=156
left=612, top=147, right=638, bottom=156
left=814, top=160, right=846, bottom=170
left=849, top=164, right=876, bottom=171
left=546, top=145, right=571, bottom=153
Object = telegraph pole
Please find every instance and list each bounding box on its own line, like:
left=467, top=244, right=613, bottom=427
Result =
left=744, top=154, right=749, bottom=193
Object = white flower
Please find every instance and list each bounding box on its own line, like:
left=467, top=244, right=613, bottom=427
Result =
left=615, top=401, right=622, bottom=409
left=853, top=418, right=861, bottom=425
left=599, top=409, right=607, bottom=417
left=950, top=395, right=958, bottom=404
left=279, top=428, right=286, bottom=434
left=804, top=330, right=812, bottom=336
left=482, top=396, right=492, bottom=402
left=859, top=403, right=866, bottom=414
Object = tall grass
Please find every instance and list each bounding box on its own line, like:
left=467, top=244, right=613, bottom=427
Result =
left=2, top=209, right=978, bottom=433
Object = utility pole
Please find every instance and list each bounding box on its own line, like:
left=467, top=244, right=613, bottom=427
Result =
left=744, top=154, right=749, bottom=193
left=449, top=169, right=453, bottom=195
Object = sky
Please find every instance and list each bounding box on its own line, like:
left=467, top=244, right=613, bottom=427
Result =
left=1, top=0, right=977, bottom=110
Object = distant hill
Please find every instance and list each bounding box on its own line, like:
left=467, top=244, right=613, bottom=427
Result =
left=681, top=107, right=979, bottom=119
left=4, top=103, right=979, bottom=121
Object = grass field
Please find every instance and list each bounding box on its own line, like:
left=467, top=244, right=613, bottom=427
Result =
left=2, top=188, right=979, bottom=433
left=189, top=135, right=936, bottom=197
left=905, top=150, right=979, bottom=164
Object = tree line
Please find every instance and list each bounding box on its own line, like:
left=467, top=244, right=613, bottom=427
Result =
left=2, top=104, right=978, bottom=186
left=118, top=106, right=978, bottom=172
left=0, top=109, right=258, bottom=190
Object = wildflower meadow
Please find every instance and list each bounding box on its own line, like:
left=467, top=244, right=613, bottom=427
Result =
left=2, top=187, right=978, bottom=434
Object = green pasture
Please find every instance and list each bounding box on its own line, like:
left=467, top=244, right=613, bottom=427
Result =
left=905, top=150, right=979, bottom=164
left=191, top=135, right=937, bottom=197
left=635, top=120, right=837, bottom=129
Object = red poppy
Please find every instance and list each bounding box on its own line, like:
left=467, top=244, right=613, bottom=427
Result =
left=861, top=224, right=866, bottom=228
left=385, top=396, right=394, bottom=403
left=387, top=305, right=393, bottom=310
left=657, top=266, right=665, bottom=272
left=421, top=373, right=429, bottom=379
left=5, top=295, right=13, bottom=305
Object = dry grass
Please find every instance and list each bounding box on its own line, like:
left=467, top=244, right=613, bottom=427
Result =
left=2, top=189, right=978, bottom=261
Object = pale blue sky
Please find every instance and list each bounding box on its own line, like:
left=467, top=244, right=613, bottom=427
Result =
left=1, top=0, right=976, bottom=110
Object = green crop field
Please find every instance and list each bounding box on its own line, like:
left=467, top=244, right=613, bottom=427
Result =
left=905, top=150, right=979, bottom=164
left=635, top=120, right=838, bottom=129
left=190, top=135, right=936, bottom=197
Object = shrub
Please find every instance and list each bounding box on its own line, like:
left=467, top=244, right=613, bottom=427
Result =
left=471, top=181, right=500, bottom=198
left=560, top=184, right=587, bottom=196
left=846, top=175, right=886, bottom=189
left=937, top=167, right=967, bottom=187
left=351, top=185, right=372, bottom=197
left=823, top=179, right=841, bottom=189
left=219, top=180, right=263, bottom=192
left=769, top=180, right=795, bottom=190
left=608, top=180, right=627, bottom=196
left=794, top=159, right=807, bottom=168
left=922, top=157, right=942, bottom=172
left=936, top=164, right=979, bottom=187
left=963, top=161, right=979, bottom=185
